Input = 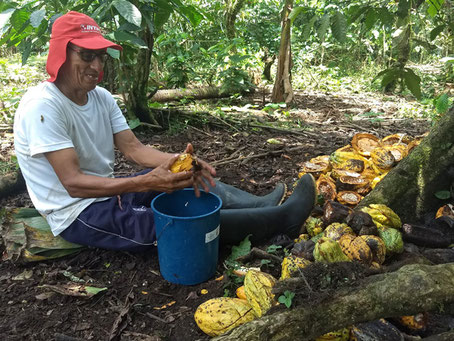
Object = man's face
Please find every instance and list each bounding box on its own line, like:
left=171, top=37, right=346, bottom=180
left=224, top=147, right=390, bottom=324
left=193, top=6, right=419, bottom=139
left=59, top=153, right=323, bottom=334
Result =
left=59, top=44, right=107, bottom=93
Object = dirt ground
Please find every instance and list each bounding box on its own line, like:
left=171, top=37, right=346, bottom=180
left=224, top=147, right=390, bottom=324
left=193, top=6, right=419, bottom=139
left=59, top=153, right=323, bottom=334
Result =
left=0, top=89, right=434, bottom=341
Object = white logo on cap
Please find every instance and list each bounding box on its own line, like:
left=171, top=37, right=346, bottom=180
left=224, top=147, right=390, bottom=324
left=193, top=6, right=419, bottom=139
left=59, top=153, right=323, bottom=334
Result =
left=80, top=24, right=100, bottom=33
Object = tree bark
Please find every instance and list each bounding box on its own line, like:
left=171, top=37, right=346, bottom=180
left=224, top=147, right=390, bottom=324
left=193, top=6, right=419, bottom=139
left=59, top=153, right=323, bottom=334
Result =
left=225, top=0, right=248, bottom=40
left=121, top=27, right=158, bottom=125
left=271, top=0, right=293, bottom=104
left=357, top=106, right=454, bottom=223
left=213, top=263, right=454, bottom=341
left=0, top=170, right=25, bottom=200
left=150, top=86, right=231, bottom=102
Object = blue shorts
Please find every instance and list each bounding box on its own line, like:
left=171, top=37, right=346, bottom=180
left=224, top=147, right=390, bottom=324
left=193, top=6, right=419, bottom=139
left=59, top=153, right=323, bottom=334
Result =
left=60, top=170, right=159, bottom=252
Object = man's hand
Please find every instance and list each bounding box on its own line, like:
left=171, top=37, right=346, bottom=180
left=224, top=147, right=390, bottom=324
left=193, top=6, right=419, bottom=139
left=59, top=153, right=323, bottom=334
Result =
left=140, top=154, right=195, bottom=193
left=184, top=143, right=216, bottom=197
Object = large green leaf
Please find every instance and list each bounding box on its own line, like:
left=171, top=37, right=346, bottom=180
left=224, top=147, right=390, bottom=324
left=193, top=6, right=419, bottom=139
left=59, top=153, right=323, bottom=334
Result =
left=435, top=93, right=450, bottom=114
left=317, top=13, right=330, bottom=42
left=426, top=0, right=444, bottom=17
left=430, top=24, right=446, bottom=41
left=376, top=7, right=394, bottom=26
left=397, top=0, right=411, bottom=19
left=178, top=4, right=203, bottom=27
left=347, top=5, right=369, bottom=24
left=289, top=6, right=305, bottom=25
left=10, top=8, right=29, bottom=31
left=330, top=10, right=347, bottom=43
left=377, top=68, right=401, bottom=88
left=301, top=14, right=317, bottom=41
left=1, top=208, right=84, bottom=262
left=113, top=30, right=147, bottom=47
left=364, top=8, right=378, bottom=31
left=112, top=0, right=142, bottom=27
left=19, top=38, right=31, bottom=65
left=403, top=68, right=421, bottom=99
left=30, top=9, right=45, bottom=28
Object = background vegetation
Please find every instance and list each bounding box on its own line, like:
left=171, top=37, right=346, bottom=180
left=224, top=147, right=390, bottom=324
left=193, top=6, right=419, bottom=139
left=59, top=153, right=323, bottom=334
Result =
left=0, top=0, right=453, bottom=125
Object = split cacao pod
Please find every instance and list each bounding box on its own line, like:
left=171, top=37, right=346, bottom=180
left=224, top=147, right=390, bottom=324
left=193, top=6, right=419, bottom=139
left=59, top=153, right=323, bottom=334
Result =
left=243, top=270, right=277, bottom=317
left=170, top=153, right=194, bottom=173
left=194, top=297, right=256, bottom=337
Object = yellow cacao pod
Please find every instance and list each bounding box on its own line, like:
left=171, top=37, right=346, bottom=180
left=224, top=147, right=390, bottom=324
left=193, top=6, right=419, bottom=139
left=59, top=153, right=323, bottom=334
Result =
left=338, top=234, right=372, bottom=265
left=244, top=270, right=277, bottom=317
left=194, top=297, right=257, bottom=337
left=315, top=327, right=350, bottom=341
left=280, top=255, right=312, bottom=280
left=170, top=153, right=194, bottom=173
left=351, top=133, right=381, bottom=157
left=323, top=223, right=355, bottom=241
left=361, top=204, right=401, bottom=230
left=360, top=235, right=386, bottom=265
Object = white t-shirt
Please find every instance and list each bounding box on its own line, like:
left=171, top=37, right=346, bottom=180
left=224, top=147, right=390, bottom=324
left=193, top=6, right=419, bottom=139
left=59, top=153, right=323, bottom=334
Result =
left=14, top=81, right=130, bottom=236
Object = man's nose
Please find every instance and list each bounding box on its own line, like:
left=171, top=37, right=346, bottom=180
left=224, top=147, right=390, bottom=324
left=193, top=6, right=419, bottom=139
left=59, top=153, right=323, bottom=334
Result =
left=90, top=56, right=105, bottom=71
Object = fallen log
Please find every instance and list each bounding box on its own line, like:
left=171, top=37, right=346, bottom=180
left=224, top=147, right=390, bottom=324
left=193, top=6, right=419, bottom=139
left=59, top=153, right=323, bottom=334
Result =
left=213, top=263, right=454, bottom=341
left=150, top=86, right=239, bottom=102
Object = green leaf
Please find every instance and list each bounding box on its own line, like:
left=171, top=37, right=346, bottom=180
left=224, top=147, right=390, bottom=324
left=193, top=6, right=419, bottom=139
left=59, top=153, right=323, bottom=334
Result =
left=397, top=0, right=411, bottom=18
left=301, top=15, right=317, bottom=41
left=228, top=235, right=252, bottom=262
left=317, top=14, right=330, bottom=42
left=331, top=11, right=347, bottom=43
left=128, top=118, right=141, bottom=130
left=435, top=93, right=450, bottom=114
left=107, top=47, right=120, bottom=59
left=403, top=68, right=421, bottom=99
left=435, top=190, right=451, bottom=200
left=289, top=6, right=305, bottom=25
left=179, top=5, right=203, bottom=27
left=10, top=9, right=29, bottom=31
left=112, top=0, right=142, bottom=27
left=0, top=8, right=15, bottom=31
left=364, top=8, right=377, bottom=31
left=85, top=286, right=108, bottom=295
left=347, top=5, right=368, bottom=24
left=430, top=24, right=446, bottom=41
left=376, top=7, right=394, bottom=26
left=113, top=30, right=147, bottom=48
left=20, top=39, right=31, bottom=65
left=380, top=69, right=401, bottom=88
left=426, top=0, right=444, bottom=17
left=30, top=9, right=45, bottom=28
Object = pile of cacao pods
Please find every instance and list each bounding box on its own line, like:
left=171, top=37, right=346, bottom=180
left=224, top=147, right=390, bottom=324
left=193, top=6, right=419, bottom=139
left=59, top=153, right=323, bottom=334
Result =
left=193, top=131, right=454, bottom=339
left=298, top=132, right=426, bottom=206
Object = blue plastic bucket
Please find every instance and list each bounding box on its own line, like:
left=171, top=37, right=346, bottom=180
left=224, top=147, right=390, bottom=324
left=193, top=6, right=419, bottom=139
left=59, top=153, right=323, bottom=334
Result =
left=151, top=188, right=222, bottom=285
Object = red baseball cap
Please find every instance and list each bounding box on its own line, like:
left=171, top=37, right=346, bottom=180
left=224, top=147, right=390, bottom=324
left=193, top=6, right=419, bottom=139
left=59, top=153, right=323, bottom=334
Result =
left=46, top=11, right=122, bottom=82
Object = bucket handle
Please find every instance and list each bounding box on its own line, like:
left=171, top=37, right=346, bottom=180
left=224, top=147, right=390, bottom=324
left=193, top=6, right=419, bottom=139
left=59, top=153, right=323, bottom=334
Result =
left=153, top=218, right=173, bottom=246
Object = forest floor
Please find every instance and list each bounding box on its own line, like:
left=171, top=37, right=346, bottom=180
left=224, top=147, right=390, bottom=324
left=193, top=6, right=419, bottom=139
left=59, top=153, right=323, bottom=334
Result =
left=0, top=87, right=435, bottom=341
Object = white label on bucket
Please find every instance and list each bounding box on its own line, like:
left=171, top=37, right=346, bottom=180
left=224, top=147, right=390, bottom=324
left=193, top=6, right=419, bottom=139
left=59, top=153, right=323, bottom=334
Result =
left=205, top=225, right=220, bottom=243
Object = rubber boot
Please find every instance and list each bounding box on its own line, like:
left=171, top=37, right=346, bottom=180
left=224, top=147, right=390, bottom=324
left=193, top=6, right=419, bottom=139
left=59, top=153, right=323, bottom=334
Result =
left=219, top=174, right=316, bottom=245
left=205, top=180, right=287, bottom=209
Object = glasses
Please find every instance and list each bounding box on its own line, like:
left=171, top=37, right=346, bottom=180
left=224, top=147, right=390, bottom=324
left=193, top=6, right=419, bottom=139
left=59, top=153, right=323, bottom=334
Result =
left=68, top=45, right=108, bottom=63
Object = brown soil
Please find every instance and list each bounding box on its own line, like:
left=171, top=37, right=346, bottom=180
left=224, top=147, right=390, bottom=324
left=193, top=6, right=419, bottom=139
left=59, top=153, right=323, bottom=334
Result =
left=0, top=90, right=434, bottom=341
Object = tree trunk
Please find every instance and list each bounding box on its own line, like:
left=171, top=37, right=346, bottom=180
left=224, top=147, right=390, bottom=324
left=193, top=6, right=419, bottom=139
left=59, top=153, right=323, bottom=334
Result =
left=150, top=86, right=232, bottom=102
left=213, top=263, right=454, bottom=341
left=122, top=27, right=158, bottom=125
left=225, top=0, right=248, bottom=40
left=357, top=106, right=454, bottom=223
left=271, top=0, right=293, bottom=104
left=0, top=171, right=25, bottom=200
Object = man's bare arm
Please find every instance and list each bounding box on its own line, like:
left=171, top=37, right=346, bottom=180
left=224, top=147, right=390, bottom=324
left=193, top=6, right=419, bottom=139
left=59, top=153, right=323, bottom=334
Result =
left=45, top=147, right=193, bottom=198
left=114, top=129, right=173, bottom=168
